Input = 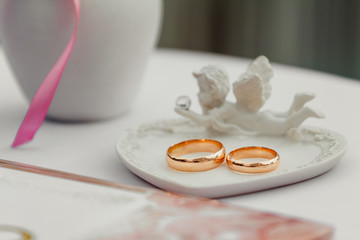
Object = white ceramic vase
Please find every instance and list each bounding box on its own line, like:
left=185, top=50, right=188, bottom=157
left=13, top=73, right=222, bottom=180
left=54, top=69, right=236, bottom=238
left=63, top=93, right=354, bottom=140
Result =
left=0, top=0, right=162, bottom=121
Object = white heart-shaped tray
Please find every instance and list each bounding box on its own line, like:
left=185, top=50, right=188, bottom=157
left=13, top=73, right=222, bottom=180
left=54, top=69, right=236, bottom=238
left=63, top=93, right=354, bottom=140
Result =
left=116, top=119, right=347, bottom=198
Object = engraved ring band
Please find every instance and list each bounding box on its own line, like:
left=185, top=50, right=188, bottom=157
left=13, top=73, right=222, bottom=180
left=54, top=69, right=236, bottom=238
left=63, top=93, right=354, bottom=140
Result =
left=226, top=146, right=280, bottom=173
left=166, top=139, right=225, bottom=172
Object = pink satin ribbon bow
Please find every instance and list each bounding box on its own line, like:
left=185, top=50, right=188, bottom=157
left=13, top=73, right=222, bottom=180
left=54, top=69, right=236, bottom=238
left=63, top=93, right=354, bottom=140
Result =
left=12, top=0, right=80, bottom=147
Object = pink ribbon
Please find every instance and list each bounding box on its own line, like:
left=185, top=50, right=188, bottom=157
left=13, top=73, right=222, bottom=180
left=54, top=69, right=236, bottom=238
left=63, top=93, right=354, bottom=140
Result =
left=12, top=0, right=81, bottom=147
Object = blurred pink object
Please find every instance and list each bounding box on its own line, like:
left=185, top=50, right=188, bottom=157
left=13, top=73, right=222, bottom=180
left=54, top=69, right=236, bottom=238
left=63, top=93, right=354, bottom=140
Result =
left=105, top=192, right=333, bottom=240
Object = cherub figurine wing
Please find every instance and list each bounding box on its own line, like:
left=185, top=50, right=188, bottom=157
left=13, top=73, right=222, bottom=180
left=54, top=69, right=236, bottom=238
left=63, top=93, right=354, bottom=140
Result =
left=233, top=56, right=273, bottom=113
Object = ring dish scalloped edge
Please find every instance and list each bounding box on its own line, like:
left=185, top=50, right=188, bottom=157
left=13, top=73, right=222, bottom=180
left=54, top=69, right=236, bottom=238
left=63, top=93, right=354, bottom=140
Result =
left=116, top=119, right=347, bottom=198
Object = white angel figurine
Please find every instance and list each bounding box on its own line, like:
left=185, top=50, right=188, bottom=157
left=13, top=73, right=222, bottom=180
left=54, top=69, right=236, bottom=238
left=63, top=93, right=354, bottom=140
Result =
left=175, top=56, right=324, bottom=140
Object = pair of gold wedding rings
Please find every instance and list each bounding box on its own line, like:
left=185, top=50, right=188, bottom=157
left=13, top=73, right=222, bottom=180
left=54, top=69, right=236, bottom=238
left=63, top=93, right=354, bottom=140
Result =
left=166, top=139, right=279, bottom=173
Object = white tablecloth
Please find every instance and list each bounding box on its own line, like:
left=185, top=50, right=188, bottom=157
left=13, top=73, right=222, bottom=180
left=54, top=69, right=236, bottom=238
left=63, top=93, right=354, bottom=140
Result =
left=0, top=48, right=358, bottom=239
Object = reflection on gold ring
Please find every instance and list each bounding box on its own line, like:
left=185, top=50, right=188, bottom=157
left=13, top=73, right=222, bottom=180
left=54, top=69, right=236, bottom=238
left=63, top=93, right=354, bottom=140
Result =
left=226, top=146, right=280, bottom=173
left=166, top=139, right=225, bottom=172
left=0, top=225, right=33, bottom=240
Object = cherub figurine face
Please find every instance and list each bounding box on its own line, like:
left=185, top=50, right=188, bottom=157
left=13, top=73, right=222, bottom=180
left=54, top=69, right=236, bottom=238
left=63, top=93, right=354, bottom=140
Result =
left=193, top=65, right=230, bottom=113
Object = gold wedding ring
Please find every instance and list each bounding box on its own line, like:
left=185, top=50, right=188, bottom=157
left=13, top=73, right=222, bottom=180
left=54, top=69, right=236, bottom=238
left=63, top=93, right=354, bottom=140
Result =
left=0, top=226, right=33, bottom=240
left=226, top=146, right=279, bottom=173
left=166, top=139, right=225, bottom=172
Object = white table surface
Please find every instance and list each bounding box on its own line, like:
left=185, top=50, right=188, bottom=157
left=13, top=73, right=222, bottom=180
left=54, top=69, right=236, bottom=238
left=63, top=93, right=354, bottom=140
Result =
left=0, top=47, right=358, bottom=239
